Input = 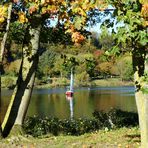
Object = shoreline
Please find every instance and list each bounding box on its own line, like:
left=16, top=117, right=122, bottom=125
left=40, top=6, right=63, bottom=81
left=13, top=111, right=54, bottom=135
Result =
left=1, top=77, right=134, bottom=89
left=35, top=78, right=134, bottom=89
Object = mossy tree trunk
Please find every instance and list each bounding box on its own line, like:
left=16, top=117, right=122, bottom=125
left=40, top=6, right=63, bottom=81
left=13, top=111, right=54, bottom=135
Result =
left=1, top=16, right=41, bottom=137
left=132, top=48, right=148, bottom=147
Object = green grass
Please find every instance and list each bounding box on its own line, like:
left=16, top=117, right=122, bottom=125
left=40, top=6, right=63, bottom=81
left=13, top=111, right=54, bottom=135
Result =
left=92, top=78, right=134, bottom=87
left=0, top=127, right=140, bottom=148
left=1, top=75, right=134, bottom=89
left=35, top=78, right=134, bottom=89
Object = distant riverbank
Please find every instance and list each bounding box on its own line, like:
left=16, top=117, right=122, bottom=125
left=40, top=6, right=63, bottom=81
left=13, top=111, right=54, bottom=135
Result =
left=1, top=76, right=134, bottom=89
left=35, top=78, right=134, bottom=89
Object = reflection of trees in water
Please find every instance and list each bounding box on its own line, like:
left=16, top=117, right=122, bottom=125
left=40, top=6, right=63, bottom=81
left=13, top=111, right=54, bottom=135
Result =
left=29, top=93, right=69, bottom=118
left=27, top=94, right=53, bottom=117
left=89, top=91, right=117, bottom=112
left=0, top=96, right=9, bottom=123
left=48, top=93, right=69, bottom=118
left=2, top=87, right=136, bottom=120
left=114, top=95, right=136, bottom=112
left=74, top=91, right=94, bottom=118
left=88, top=89, right=136, bottom=112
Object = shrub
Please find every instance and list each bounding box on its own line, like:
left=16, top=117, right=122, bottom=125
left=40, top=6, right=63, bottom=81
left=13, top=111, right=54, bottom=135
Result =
left=93, top=109, right=138, bottom=128
left=23, top=109, right=138, bottom=137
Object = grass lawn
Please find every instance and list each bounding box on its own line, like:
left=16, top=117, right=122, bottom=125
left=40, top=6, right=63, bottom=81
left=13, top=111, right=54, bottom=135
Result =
left=92, top=78, right=134, bottom=87
left=0, top=127, right=140, bottom=148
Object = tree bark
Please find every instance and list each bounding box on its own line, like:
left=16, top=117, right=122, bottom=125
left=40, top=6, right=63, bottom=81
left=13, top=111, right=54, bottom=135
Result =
left=0, top=2, right=12, bottom=138
left=1, top=17, right=41, bottom=137
left=133, top=48, right=148, bottom=147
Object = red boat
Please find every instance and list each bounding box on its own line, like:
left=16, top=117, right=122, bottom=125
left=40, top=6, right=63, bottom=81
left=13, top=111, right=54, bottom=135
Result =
left=66, top=90, right=73, bottom=97
left=66, top=68, right=74, bottom=97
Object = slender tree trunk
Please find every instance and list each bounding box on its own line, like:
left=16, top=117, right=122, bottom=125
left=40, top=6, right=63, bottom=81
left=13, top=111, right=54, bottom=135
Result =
left=133, top=48, right=148, bottom=147
left=0, top=2, right=12, bottom=138
left=13, top=23, right=41, bottom=127
left=1, top=16, right=41, bottom=137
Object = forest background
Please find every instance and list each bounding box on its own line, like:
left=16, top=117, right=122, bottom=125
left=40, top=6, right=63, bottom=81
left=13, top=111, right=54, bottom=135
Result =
left=1, top=25, right=134, bottom=89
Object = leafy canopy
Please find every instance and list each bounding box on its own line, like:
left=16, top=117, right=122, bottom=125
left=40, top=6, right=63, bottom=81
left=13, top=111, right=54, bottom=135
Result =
left=107, top=0, right=148, bottom=48
left=0, top=0, right=108, bottom=45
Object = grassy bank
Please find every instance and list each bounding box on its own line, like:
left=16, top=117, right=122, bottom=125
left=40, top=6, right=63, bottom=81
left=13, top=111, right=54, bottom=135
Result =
left=91, top=78, right=134, bottom=87
left=1, top=75, right=134, bottom=89
left=0, top=127, right=140, bottom=148
left=35, top=78, right=134, bottom=89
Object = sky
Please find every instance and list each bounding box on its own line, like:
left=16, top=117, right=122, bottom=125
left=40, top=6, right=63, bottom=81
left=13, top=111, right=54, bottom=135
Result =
left=89, top=5, right=125, bottom=35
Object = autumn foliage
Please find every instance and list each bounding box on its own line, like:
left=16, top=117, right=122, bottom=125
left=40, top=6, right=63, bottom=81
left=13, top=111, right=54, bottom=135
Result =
left=0, top=0, right=97, bottom=45
left=0, top=0, right=148, bottom=43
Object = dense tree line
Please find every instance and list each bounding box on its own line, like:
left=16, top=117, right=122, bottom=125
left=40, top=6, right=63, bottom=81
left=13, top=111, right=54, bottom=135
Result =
left=3, top=29, right=134, bottom=88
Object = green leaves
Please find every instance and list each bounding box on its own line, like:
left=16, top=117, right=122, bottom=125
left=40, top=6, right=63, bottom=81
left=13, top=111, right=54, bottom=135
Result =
left=138, top=30, right=148, bottom=46
left=108, top=0, right=147, bottom=51
left=110, top=46, right=120, bottom=55
left=74, top=16, right=86, bottom=30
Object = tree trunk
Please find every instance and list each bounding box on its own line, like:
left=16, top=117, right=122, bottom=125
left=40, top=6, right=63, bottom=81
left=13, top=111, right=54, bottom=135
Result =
left=1, top=18, right=41, bottom=137
left=0, top=2, right=12, bottom=138
left=133, top=48, right=148, bottom=147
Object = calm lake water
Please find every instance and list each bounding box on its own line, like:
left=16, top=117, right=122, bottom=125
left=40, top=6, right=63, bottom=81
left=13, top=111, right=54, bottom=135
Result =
left=1, top=86, right=137, bottom=120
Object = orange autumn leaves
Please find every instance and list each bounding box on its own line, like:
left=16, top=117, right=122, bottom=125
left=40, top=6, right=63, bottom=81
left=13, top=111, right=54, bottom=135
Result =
left=13, top=0, right=19, bottom=3
left=65, top=25, right=85, bottom=45
left=141, top=4, right=148, bottom=27
left=141, top=3, right=148, bottom=18
left=140, top=1, right=148, bottom=27
left=1, top=0, right=147, bottom=44
left=71, top=31, right=85, bottom=45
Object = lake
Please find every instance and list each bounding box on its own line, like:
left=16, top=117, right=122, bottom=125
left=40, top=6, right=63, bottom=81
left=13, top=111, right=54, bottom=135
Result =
left=1, top=86, right=137, bottom=121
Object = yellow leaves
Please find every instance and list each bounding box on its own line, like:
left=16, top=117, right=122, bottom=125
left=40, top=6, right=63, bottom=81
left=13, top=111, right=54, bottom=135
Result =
left=141, top=3, right=148, bottom=27
left=0, top=4, right=8, bottom=23
left=41, top=0, right=66, bottom=15
left=142, top=20, right=148, bottom=27
left=41, top=5, right=57, bottom=14
left=78, top=8, right=87, bottom=16
left=33, top=0, right=39, bottom=2
left=139, top=0, right=148, bottom=4
left=41, top=7, right=47, bottom=14
left=28, top=0, right=39, bottom=2
left=71, top=0, right=96, bottom=13
left=41, top=0, right=46, bottom=5
left=95, top=0, right=108, bottom=10
left=0, top=16, right=5, bottom=23
left=18, top=12, right=28, bottom=23
left=41, top=0, right=66, bottom=6
left=72, top=6, right=86, bottom=16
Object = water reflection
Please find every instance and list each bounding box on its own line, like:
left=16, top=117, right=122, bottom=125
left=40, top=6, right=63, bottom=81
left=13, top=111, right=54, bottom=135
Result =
left=66, top=96, right=74, bottom=119
left=1, top=86, right=137, bottom=120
